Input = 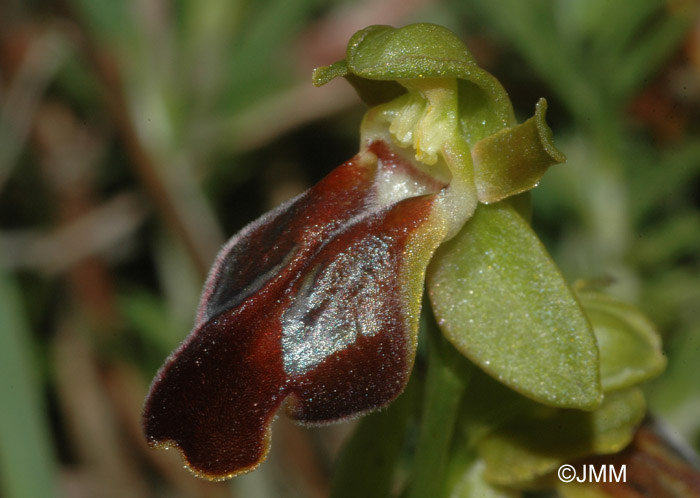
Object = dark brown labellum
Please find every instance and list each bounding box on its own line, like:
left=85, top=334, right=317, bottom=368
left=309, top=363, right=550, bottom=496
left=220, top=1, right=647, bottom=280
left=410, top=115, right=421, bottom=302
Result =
left=143, top=141, right=446, bottom=478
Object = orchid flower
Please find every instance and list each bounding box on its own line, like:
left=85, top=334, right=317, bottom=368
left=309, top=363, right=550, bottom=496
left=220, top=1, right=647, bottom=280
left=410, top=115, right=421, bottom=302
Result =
left=142, top=24, right=663, bottom=483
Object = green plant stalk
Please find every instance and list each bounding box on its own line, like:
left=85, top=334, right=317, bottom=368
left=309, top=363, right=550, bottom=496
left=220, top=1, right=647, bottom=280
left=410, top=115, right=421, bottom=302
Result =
left=408, top=305, right=474, bottom=498
left=330, top=375, right=418, bottom=498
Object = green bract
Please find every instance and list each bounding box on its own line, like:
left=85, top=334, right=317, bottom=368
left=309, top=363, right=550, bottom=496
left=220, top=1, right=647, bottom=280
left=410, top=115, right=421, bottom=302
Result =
left=478, top=388, right=645, bottom=487
left=453, top=286, right=664, bottom=489
left=576, top=288, right=666, bottom=392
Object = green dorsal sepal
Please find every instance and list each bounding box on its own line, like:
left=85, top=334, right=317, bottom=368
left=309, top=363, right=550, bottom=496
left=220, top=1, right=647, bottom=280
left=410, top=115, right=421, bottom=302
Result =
left=313, top=23, right=516, bottom=140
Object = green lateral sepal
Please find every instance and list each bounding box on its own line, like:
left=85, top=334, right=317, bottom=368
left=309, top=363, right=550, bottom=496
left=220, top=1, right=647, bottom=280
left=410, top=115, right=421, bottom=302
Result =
left=427, top=202, right=602, bottom=409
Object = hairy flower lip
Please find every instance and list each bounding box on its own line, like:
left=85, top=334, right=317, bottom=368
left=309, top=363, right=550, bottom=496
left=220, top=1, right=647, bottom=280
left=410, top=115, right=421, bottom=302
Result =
left=142, top=139, right=448, bottom=479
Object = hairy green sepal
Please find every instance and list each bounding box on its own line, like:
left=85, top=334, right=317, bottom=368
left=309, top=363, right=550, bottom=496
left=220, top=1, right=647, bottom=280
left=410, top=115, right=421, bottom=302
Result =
left=314, top=24, right=514, bottom=139
left=427, top=202, right=602, bottom=409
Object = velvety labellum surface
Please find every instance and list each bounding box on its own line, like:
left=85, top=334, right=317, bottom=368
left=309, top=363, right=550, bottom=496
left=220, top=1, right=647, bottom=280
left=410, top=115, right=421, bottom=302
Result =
left=142, top=141, right=446, bottom=479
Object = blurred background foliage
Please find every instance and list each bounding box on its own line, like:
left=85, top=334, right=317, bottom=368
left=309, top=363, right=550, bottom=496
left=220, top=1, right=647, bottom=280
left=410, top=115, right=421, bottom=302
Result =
left=0, top=0, right=699, bottom=497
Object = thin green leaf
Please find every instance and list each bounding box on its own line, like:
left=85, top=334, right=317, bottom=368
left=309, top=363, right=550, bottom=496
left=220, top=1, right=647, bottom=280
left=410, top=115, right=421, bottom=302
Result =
left=0, top=272, right=58, bottom=498
left=587, top=0, right=663, bottom=79
left=223, top=0, right=318, bottom=110
left=631, top=210, right=700, bottom=268
left=610, top=6, right=697, bottom=103
left=469, top=0, right=599, bottom=124
left=629, top=141, right=700, bottom=223
left=117, top=288, right=182, bottom=353
left=67, top=0, right=132, bottom=43
left=648, top=321, right=700, bottom=438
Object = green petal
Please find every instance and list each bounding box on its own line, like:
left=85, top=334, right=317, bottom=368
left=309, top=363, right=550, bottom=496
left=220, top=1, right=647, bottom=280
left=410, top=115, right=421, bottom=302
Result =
left=578, top=289, right=667, bottom=392
left=427, top=201, right=602, bottom=409
left=471, top=99, right=566, bottom=203
left=478, top=388, right=646, bottom=487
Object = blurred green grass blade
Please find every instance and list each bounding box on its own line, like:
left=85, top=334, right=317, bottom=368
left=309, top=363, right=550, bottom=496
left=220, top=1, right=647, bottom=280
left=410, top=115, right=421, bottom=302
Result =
left=224, top=0, right=318, bottom=110
left=67, top=0, right=132, bottom=43
left=631, top=210, right=700, bottom=268
left=118, top=288, right=181, bottom=354
left=0, top=272, right=58, bottom=498
left=643, top=269, right=700, bottom=333
left=470, top=0, right=600, bottom=124
left=587, top=0, right=662, bottom=73
left=648, top=321, right=700, bottom=440
left=472, top=0, right=560, bottom=65
left=610, top=7, right=696, bottom=103
left=629, top=140, right=700, bottom=222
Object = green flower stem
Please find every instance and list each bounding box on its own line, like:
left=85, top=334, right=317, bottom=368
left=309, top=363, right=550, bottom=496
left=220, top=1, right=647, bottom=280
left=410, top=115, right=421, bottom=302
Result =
left=330, top=375, right=418, bottom=498
left=408, top=305, right=474, bottom=498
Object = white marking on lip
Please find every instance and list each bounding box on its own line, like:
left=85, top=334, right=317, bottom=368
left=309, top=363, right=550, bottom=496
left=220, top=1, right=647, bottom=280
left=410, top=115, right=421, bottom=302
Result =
left=281, top=235, right=392, bottom=375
